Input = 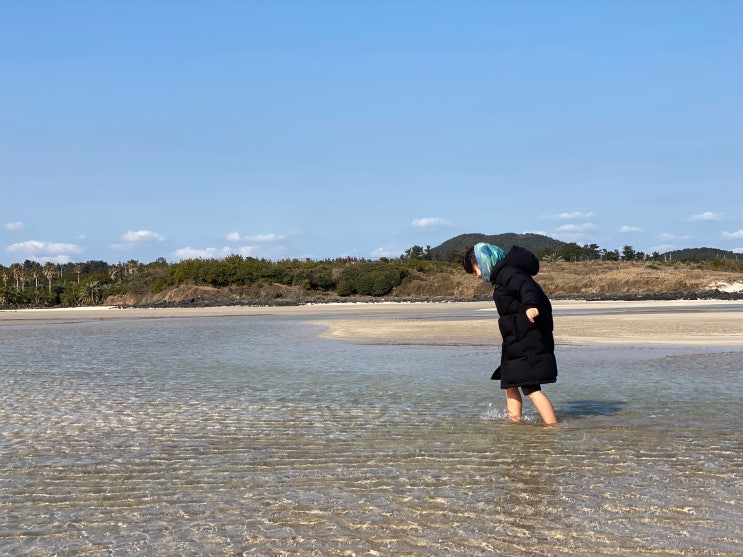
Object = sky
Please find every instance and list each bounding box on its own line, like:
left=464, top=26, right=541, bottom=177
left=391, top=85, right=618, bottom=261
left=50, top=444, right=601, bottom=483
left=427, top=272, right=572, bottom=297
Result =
left=1, top=1, right=742, bottom=266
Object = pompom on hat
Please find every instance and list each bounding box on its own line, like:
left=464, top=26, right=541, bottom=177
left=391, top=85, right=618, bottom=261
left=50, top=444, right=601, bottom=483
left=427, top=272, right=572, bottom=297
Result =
left=473, top=242, right=505, bottom=282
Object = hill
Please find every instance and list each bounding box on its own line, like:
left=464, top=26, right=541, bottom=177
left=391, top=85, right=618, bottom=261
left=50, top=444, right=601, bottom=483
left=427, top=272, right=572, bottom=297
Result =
left=660, top=247, right=741, bottom=261
left=430, top=233, right=741, bottom=263
left=429, top=233, right=567, bottom=260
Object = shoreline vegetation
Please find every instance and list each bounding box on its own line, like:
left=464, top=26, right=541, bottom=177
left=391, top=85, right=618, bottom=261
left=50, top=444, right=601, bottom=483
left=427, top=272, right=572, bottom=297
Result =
left=2, top=232, right=743, bottom=310
left=1, top=258, right=742, bottom=310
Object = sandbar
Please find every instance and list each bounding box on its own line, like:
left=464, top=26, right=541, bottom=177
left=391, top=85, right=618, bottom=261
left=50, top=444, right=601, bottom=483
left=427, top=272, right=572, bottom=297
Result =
left=309, top=300, right=743, bottom=346
left=1, top=300, right=742, bottom=346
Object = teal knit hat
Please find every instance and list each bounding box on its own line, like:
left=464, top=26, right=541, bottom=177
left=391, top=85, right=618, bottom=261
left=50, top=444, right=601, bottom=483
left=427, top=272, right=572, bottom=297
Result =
left=474, top=242, right=506, bottom=282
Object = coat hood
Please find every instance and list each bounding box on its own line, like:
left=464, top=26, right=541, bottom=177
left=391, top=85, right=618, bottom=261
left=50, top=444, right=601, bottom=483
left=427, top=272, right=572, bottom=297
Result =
left=493, top=245, right=540, bottom=281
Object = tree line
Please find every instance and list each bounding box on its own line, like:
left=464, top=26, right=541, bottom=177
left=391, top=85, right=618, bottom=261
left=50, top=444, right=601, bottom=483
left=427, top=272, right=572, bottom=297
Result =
left=1, top=243, right=739, bottom=308
left=0, top=259, right=146, bottom=307
left=417, top=241, right=674, bottom=263
left=0, top=252, right=454, bottom=308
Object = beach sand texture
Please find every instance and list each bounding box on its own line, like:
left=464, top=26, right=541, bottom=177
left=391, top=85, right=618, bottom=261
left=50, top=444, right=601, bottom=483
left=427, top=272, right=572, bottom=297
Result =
left=1, top=300, right=742, bottom=346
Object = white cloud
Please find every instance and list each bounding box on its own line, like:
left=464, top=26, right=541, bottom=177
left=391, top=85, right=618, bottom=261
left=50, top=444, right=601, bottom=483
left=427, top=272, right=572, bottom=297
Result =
left=555, top=223, right=597, bottom=234
left=658, top=233, right=676, bottom=241
left=650, top=244, right=673, bottom=253
left=171, top=246, right=232, bottom=260
left=227, top=232, right=285, bottom=243
left=172, top=243, right=265, bottom=260
left=372, top=246, right=402, bottom=258
left=4, top=221, right=24, bottom=231
left=541, top=211, right=594, bottom=220
left=222, top=231, right=298, bottom=260
left=122, top=229, right=166, bottom=243
left=620, top=225, right=642, bottom=233
left=5, top=240, right=85, bottom=263
left=552, top=223, right=597, bottom=242
left=411, top=217, right=452, bottom=230
left=244, top=233, right=285, bottom=242
left=7, top=240, right=84, bottom=254
left=690, top=212, right=724, bottom=222
left=112, top=229, right=167, bottom=251
left=722, top=229, right=743, bottom=239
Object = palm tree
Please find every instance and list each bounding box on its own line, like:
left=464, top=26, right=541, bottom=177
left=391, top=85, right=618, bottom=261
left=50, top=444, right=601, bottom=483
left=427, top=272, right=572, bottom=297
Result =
left=10, top=264, right=24, bottom=291
left=74, top=264, right=82, bottom=283
left=81, top=281, right=104, bottom=305
left=126, top=260, right=139, bottom=277
left=26, top=261, right=42, bottom=290
left=62, top=283, right=81, bottom=307
left=43, top=263, right=56, bottom=290
left=10, top=264, right=20, bottom=290
left=1, top=271, right=7, bottom=306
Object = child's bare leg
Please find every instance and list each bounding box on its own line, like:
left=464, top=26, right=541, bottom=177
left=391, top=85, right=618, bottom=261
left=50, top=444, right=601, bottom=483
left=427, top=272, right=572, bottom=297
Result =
left=527, top=391, right=558, bottom=425
left=505, top=388, right=523, bottom=421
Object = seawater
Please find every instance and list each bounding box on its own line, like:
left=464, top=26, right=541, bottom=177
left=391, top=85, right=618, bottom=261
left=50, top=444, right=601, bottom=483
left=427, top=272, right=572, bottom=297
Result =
left=1, top=308, right=742, bottom=556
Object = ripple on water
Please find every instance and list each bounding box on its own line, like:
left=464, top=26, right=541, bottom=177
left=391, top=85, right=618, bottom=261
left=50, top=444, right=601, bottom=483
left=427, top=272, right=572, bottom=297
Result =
left=1, top=317, right=742, bottom=555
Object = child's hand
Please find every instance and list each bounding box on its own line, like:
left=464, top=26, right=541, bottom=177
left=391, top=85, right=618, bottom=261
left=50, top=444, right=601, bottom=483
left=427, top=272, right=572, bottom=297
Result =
left=525, top=307, right=539, bottom=323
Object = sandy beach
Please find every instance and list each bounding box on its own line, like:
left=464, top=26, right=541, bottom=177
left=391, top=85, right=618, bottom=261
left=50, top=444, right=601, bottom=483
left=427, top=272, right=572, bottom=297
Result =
left=1, top=299, right=742, bottom=346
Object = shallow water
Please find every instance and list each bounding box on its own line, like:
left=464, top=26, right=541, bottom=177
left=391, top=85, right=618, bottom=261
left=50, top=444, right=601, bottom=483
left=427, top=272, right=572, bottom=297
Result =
left=1, top=309, right=742, bottom=556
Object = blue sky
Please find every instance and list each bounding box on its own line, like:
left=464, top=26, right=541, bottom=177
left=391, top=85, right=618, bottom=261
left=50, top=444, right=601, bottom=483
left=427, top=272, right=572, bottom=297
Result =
left=2, top=1, right=741, bottom=265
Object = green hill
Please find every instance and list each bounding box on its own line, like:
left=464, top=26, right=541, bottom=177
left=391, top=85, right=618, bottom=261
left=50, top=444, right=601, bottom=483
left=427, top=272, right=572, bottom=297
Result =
left=660, top=247, right=741, bottom=261
left=429, top=233, right=740, bottom=263
left=429, top=232, right=567, bottom=261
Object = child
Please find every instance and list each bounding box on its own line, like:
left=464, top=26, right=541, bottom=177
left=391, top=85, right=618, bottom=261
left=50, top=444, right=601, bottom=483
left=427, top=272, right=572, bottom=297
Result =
left=463, top=243, right=558, bottom=425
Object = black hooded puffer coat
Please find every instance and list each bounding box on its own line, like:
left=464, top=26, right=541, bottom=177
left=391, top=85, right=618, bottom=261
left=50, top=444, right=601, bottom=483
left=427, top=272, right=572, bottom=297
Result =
left=490, top=245, right=558, bottom=389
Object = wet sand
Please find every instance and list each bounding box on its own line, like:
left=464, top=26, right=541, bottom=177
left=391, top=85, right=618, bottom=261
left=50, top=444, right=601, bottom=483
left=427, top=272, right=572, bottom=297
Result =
left=308, top=300, right=743, bottom=346
left=1, top=300, right=742, bottom=346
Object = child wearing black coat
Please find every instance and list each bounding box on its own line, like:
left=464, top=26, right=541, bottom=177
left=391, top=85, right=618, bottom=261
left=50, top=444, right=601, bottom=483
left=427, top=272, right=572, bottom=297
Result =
left=463, top=243, right=558, bottom=425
